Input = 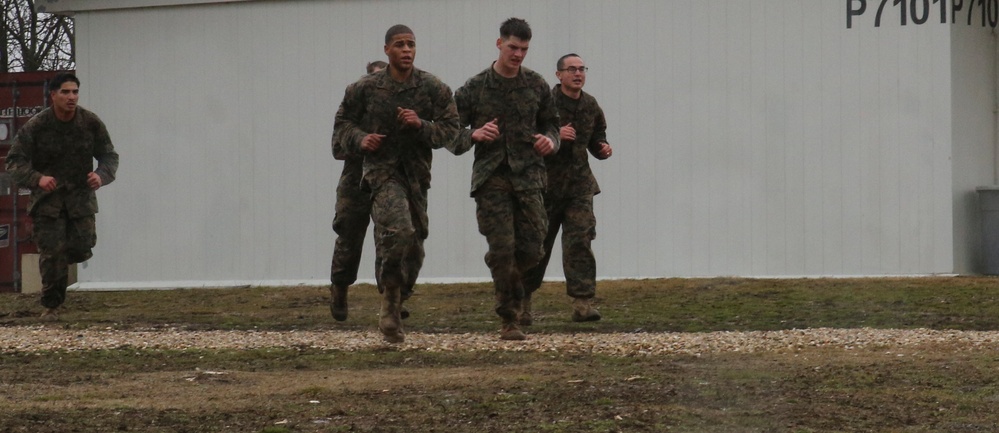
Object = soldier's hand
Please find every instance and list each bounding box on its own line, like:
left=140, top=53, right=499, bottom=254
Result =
left=397, top=107, right=422, bottom=130
left=471, top=119, right=500, bottom=143
left=560, top=123, right=576, bottom=142
left=533, top=134, right=555, bottom=156
left=361, top=133, right=387, bottom=152
left=38, top=175, right=57, bottom=192
left=598, top=142, right=613, bottom=159
left=87, top=172, right=103, bottom=190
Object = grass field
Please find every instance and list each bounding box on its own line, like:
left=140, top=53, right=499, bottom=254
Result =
left=3, top=277, right=999, bottom=432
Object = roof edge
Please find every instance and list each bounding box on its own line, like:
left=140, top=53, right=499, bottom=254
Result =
left=39, top=0, right=257, bottom=14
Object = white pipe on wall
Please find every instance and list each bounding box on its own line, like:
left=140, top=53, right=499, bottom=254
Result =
left=995, top=26, right=999, bottom=184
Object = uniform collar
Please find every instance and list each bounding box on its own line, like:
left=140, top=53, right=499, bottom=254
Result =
left=373, top=67, right=422, bottom=90
left=486, top=62, right=528, bottom=88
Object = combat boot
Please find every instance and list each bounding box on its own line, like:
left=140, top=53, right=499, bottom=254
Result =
left=379, top=286, right=405, bottom=343
left=40, top=307, right=59, bottom=322
left=519, top=295, right=533, bottom=326
left=571, top=298, right=601, bottom=322
left=329, top=284, right=349, bottom=321
left=500, top=321, right=526, bottom=341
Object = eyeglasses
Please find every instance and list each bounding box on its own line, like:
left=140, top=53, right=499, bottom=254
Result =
left=559, top=66, right=588, bottom=73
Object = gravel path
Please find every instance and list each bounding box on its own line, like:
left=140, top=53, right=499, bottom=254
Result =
left=3, top=326, right=999, bottom=356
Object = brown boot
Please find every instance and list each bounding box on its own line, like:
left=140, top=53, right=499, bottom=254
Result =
left=329, top=285, right=348, bottom=321
left=500, top=321, right=526, bottom=341
left=40, top=307, right=59, bottom=322
left=519, top=295, right=533, bottom=326
left=379, top=287, right=405, bottom=343
left=571, top=298, right=601, bottom=322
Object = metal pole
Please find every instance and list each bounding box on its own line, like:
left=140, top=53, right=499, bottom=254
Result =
left=994, top=27, right=999, bottom=185
left=10, top=81, right=20, bottom=292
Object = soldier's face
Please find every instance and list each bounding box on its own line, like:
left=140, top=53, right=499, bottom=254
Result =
left=51, top=81, right=79, bottom=116
left=384, top=33, right=416, bottom=72
left=556, top=56, right=586, bottom=93
left=496, top=36, right=530, bottom=71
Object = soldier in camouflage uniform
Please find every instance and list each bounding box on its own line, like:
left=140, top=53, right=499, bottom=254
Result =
left=328, top=61, right=387, bottom=322
left=522, top=54, right=614, bottom=325
left=333, top=25, right=459, bottom=343
left=450, top=18, right=560, bottom=341
left=365, top=61, right=387, bottom=75
left=331, top=61, right=427, bottom=324
left=5, top=73, right=120, bottom=320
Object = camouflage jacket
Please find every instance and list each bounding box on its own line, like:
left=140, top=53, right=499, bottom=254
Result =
left=547, top=84, right=609, bottom=199
left=330, top=81, right=363, bottom=193
left=450, top=64, right=560, bottom=195
left=331, top=81, right=361, bottom=162
left=333, top=68, right=459, bottom=192
left=5, top=107, right=119, bottom=218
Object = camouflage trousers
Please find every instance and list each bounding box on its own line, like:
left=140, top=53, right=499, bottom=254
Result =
left=369, top=176, right=428, bottom=297
left=374, top=240, right=424, bottom=301
left=474, top=174, right=547, bottom=322
left=330, top=164, right=371, bottom=288
left=32, top=211, right=96, bottom=309
left=522, top=194, right=597, bottom=299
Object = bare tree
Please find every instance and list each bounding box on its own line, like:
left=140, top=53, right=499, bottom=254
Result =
left=2, top=0, right=75, bottom=72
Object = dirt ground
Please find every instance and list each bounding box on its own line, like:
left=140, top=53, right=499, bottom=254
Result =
left=2, top=333, right=999, bottom=432
left=4, top=278, right=999, bottom=432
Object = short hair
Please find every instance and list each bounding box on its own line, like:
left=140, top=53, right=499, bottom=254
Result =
left=366, top=60, right=387, bottom=74
left=49, top=72, right=80, bottom=93
left=499, top=17, right=531, bottom=41
left=557, top=53, right=581, bottom=71
left=384, top=24, right=414, bottom=44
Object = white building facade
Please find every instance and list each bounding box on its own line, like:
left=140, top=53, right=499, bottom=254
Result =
left=40, top=0, right=998, bottom=288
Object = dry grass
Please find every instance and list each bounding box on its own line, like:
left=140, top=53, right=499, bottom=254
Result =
left=3, top=277, right=999, bottom=432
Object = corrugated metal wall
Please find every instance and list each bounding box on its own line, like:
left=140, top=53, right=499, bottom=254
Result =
left=65, top=0, right=992, bottom=287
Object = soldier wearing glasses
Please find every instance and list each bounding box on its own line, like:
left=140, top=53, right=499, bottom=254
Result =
left=522, top=53, right=613, bottom=325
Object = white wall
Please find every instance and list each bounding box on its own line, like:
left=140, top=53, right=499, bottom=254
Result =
left=61, top=0, right=990, bottom=288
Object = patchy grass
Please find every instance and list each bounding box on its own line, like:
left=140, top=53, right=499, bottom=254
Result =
left=3, top=348, right=999, bottom=432
left=3, top=277, right=999, bottom=432
left=4, top=276, right=999, bottom=332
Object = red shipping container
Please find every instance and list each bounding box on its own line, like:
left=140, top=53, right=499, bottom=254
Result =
left=0, top=71, right=72, bottom=292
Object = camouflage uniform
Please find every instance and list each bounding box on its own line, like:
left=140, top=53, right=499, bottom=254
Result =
left=523, top=84, right=610, bottom=301
left=450, top=65, right=560, bottom=324
left=330, top=126, right=424, bottom=301
left=5, top=107, right=119, bottom=309
left=329, top=147, right=371, bottom=289
left=333, top=68, right=458, bottom=306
